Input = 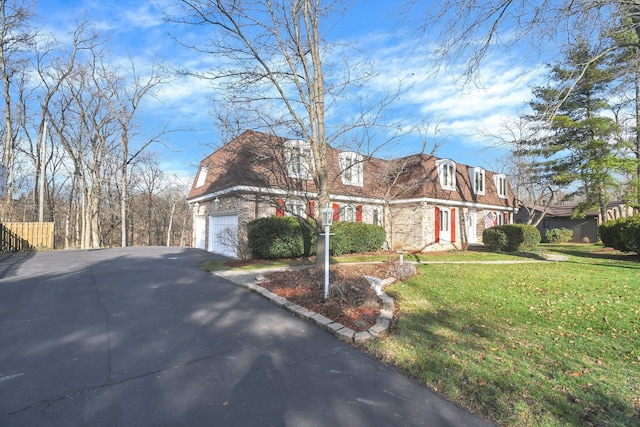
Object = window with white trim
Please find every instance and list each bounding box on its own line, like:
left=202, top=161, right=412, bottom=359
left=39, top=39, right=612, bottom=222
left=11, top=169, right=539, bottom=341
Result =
left=287, top=199, right=307, bottom=218
left=469, top=167, right=485, bottom=195
left=195, top=165, right=208, bottom=188
left=436, top=159, right=456, bottom=190
left=344, top=205, right=355, bottom=222
left=284, top=140, right=314, bottom=179
left=372, top=207, right=380, bottom=226
left=339, top=151, right=363, bottom=186
left=494, top=174, right=508, bottom=198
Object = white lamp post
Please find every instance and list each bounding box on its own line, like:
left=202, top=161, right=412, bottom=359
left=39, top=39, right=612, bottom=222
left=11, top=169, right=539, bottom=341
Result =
left=321, top=204, right=334, bottom=300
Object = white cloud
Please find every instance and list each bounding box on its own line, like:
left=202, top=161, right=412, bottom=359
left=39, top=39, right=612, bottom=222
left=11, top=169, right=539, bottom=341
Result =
left=121, top=4, right=164, bottom=29
left=33, top=0, right=549, bottom=170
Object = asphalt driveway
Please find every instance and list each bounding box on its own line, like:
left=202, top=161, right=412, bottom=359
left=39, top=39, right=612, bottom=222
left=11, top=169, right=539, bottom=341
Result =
left=0, top=247, right=493, bottom=426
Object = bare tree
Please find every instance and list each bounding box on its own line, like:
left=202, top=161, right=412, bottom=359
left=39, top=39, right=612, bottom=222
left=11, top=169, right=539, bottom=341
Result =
left=27, top=20, right=96, bottom=222
left=94, top=56, right=171, bottom=247
left=409, top=1, right=639, bottom=83
left=480, top=116, right=563, bottom=225
left=164, top=172, right=192, bottom=247
left=48, top=40, right=119, bottom=248
left=168, top=0, right=405, bottom=267
left=0, top=0, right=36, bottom=210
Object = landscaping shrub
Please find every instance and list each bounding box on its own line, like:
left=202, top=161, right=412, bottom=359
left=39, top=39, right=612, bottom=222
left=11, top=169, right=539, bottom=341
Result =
left=483, top=224, right=540, bottom=252
left=600, top=215, right=640, bottom=253
left=247, top=216, right=316, bottom=259
left=482, top=227, right=508, bottom=252
left=329, top=221, right=386, bottom=256
left=545, top=227, right=573, bottom=243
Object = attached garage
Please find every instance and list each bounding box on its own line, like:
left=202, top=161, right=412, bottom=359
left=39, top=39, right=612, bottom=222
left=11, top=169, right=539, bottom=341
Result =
left=208, top=214, right=239, bottom=258
left=194, top=216, right=206, bottom=250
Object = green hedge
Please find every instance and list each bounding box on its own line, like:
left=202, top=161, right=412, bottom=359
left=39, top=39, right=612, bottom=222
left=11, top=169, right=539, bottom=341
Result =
left=600, top=215, right=640, bottom=253
left=482, top=224, right=540, bottom=253
left=544, top=227, right=573, bottom=243
left=483, top=228, right=508, bottom=252
left=247, top=216, right=316, bottom=259
left=329, top=221, right=386, bottom=256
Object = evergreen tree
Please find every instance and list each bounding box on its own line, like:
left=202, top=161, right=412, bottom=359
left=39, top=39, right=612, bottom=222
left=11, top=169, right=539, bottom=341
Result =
left=528, top=41, right=623, bottom=220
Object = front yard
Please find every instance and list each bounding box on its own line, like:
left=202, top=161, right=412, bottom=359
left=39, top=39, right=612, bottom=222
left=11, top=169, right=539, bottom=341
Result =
left=204, top=244, right=639, bottom=426
left=365, top=244, right=640, bottom=426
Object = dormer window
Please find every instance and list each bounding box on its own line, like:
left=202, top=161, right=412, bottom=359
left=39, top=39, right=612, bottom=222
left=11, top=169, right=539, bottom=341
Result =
left=284, top=139, right=314, bottom=179
left=195, top=165, right=208, bottom=188
left=469, top=167, right=485, bottom=195
left=339, top=151, right=363, bottom=186
left=494, top=174, right=508, bottom=198
left=436, top=159, right=456, bottom=190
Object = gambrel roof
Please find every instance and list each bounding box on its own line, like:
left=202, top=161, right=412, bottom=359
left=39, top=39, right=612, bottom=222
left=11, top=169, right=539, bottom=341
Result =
left=187, top=130, right=516, bottom=209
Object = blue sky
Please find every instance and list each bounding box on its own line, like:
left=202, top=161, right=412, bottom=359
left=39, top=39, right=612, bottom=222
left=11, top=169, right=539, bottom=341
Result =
left=36, top=0, right=545, bottom=180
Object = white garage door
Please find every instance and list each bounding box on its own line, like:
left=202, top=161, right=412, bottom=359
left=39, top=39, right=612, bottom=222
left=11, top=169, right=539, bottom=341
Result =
left=208, top=214, right=239, bottom=258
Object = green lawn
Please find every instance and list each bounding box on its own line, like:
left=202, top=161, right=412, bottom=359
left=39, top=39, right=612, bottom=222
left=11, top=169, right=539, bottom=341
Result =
left=364, top=244, right=640, bottom=426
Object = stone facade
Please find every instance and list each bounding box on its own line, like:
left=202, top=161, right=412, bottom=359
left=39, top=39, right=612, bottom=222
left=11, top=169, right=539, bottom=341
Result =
left=187, top=130, right=517, bottom=258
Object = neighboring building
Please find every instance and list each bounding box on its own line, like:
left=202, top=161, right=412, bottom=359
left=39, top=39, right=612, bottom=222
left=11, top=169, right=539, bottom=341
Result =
left=515, top=201, right=637, bottom=243
left=187, top=130, right=517, bottom=258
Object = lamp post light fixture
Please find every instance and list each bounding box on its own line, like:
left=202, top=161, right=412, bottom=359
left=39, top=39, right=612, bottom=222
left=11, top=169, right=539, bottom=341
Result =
left=320, top=204, right=334, bottom=300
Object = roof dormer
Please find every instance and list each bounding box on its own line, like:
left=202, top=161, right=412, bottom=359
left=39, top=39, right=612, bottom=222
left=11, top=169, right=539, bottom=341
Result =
left=284, top=139, right=314, bottom=179
left=195, top=165, right=208, bottom=188
left=468, top=166, right=485, bottom=195
left=436, top=159, right=456, bottom=191
left=339, top=151, right=363, bottom=187
left=494, top=173, right=508, bottom=198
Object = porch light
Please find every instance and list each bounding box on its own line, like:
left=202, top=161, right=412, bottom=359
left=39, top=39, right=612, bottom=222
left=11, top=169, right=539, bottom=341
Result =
left=321, top=204, right=333, bottom=227
left=321, top=204, right=334, bottom=299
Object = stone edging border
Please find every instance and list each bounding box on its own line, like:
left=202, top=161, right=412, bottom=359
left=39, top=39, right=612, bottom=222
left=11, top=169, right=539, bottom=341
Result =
left=212, top=267, right=395, bottom=344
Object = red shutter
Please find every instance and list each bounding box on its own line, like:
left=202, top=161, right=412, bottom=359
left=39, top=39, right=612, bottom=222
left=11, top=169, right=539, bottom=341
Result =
left=503, top=212, right=509, bottom=224
left=434, top=207, right=440, bottom=243
left=356, top=205, right=363, bottom=222
left=451, top=207, right=456, bottom=242
left=332, top=203, right=340, bottom=222
left=276, top=199, right=285, bottom=217
left=307, top=200, right=315, bottom=218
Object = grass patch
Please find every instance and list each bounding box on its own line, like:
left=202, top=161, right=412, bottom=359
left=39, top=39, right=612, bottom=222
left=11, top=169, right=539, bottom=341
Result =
left=200, top=247, right=542, bottom=272
left=199, top=260, right=227, bottom=271
left=200, top=258, right=312, bottom=271
left=365, top=244, right=640, bottom=426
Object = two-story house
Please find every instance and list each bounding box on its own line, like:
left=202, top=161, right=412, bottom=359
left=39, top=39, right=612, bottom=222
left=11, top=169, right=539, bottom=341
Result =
left=187, top=130, right=516, bottom=258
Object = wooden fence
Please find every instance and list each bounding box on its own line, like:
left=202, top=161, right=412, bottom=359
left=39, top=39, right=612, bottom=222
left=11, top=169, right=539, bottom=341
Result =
left=0, top=222, right=55, bottom=253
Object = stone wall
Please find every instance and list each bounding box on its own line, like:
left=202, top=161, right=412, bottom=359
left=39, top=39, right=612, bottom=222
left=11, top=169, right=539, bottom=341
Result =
left=193, top=193, right=512, bottom=255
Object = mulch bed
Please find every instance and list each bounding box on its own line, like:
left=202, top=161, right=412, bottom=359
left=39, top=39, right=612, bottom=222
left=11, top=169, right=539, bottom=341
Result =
left=259, top=263, right=397, bottom=332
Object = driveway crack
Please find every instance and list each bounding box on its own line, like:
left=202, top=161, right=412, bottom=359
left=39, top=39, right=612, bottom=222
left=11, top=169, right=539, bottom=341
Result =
left=89, top=265, right=113, bottom=384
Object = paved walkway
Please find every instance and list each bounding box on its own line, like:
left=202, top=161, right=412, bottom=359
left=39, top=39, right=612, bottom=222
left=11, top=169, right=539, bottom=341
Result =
left=0, top=247, right=494, bottom=426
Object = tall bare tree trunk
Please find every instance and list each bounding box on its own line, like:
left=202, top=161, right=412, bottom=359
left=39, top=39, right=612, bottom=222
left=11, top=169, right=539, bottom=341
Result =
left=166, top=200, right=176, bottom=246
left=121, top=138, right=128, bottom=247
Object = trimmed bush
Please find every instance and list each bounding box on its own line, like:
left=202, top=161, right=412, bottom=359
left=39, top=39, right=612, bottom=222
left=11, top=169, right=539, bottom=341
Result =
left=600, top=215, right=640, bottom=253
left=483, top=228, right=508, bottom=252
left=329, top=221, right=386, bottom=256
left=483, top=224, right=540, bottom=252
left=247, top=216, right=316, bottom=259
left=545, top=227, right=573, bottom=243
